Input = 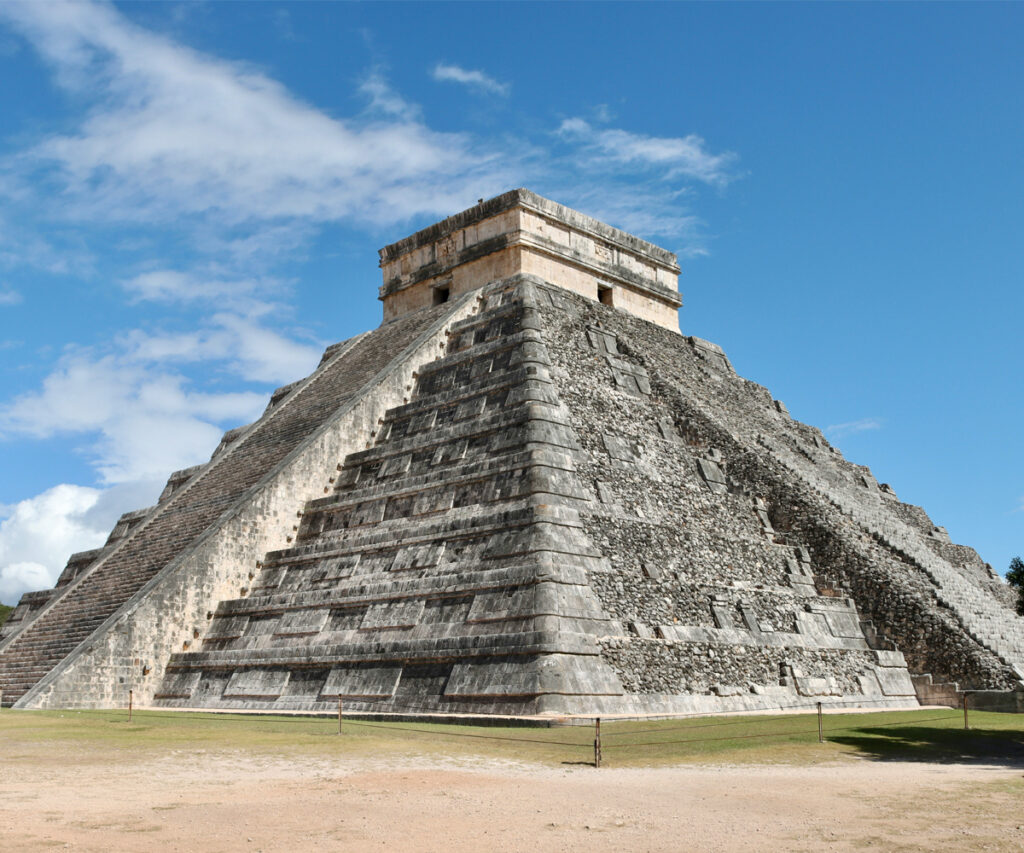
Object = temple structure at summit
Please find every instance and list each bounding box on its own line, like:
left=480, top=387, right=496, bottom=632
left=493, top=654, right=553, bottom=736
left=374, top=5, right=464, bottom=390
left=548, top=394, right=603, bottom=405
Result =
left=2, top=189, right=1021, bottom=715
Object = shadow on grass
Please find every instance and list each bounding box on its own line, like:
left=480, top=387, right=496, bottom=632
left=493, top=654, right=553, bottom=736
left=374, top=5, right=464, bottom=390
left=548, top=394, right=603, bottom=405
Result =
left=828, top=724, right=1024, bottom=767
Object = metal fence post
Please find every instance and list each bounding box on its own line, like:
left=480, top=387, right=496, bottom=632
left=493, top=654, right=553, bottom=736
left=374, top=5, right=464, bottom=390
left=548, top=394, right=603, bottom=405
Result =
left=594, top=717, right=602, bottom=768
left=817, top=702, right=823, bottom=743
left=963, top=691, right=970, bottom=731
left=338, top=698, right=343, bottom=735
left=129, top=689, right=133, bottom=722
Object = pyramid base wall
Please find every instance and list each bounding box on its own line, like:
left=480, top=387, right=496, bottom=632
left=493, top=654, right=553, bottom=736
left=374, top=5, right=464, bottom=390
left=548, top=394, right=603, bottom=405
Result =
left=155, top=690, right=916, bottom=717
left=152, top=649, right=918, bottom=717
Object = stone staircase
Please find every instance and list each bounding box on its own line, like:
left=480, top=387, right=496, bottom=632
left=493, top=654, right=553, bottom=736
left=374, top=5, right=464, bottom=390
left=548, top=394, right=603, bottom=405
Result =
left=769, top=439, right=1024, bottom=680
left=156, top=280, right=625, bottom=714
left=0, top=305, right=451, bottom=707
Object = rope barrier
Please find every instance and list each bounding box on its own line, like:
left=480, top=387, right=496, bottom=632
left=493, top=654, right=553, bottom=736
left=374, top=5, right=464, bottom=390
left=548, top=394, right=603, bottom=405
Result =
left=600, top=713, right=813, bottom=738
left=602, top=727, right=821, bottom=749
left=341, top=717, right=590, bottom=747
left=101, top=694, right=972, bottom=765
left=821, top=713, right=960, bottom=733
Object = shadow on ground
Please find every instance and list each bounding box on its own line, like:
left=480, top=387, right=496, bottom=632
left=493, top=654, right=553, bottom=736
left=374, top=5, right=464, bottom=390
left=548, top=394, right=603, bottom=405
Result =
left=829, top=724, right=1024, bottom=767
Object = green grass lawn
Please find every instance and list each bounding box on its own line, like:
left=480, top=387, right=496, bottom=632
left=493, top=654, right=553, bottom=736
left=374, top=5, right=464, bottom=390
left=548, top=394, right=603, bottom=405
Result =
left=3, top=707, right=1023, bottom=768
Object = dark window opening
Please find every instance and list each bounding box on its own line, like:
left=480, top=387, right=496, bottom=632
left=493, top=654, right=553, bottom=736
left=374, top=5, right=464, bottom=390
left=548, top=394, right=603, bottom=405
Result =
left=598, top=285, right=613, bottom=306
left=433, top=286, right=450, bottom=305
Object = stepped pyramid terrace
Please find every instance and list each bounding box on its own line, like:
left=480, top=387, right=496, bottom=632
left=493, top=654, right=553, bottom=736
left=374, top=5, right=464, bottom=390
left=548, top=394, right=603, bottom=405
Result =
left=2, top=189, right=1022, bottom=715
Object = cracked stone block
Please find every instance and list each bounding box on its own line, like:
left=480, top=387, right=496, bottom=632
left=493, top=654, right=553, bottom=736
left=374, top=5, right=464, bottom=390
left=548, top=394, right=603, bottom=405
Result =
left=321, top=666, right=401, bottom=699
left=603, top=433, right=638, bottom=462
left=629, top=620, right=652, bottom=639
left=657, top=418, right=679, bottom=441
left=697, top=458, right=727, bottom=494
left=275, top=609, right=330, bottom=637
left=586, top=326, right=619, bottom=354
left=154, top=671, right=201, bottom=699
left=360, top=599, right=426, bottom=630
left=224, top=669, right=290, bottom=699
left=391, top=542, right=446, bottom=571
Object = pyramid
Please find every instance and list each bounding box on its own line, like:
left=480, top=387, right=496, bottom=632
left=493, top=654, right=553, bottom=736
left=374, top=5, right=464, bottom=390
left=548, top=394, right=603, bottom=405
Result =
left=2, top=189, right=1021, bottom=715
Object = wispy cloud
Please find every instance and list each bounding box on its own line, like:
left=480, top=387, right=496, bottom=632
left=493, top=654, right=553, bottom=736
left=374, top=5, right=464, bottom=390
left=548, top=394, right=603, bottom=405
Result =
left=826, top=417, right=883, bottom=439
left=0, top=288, right=22, bottom=306
left=0, top=2, right=514, bottom=230
left=359, top=69, right=422, bottom=120
left=557, top=118, right=737, bottom=186
left=0, top=328, right=310, bottom=483
left=431, top=63, right=509, bottom=96
left=122, top=269, right=276, bottom=311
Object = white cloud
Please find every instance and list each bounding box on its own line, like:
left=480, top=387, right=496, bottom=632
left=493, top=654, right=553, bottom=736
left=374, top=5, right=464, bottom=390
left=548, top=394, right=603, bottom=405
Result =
left=121, top=269, right=285, bottom=315
left=0, top=349, right=271, bottom=483
left=121, top=312, right=321, bottom=384
left=826, top=418, right=883, bottom=439
left=0, top=1, right=514, bottom=229
left=359, top=69, right=421, bottom=119
left=553, top=184, right=705, bottom=247
left=0, top=479, right=163, bottom=604
left=124, top=270, right=254, bottom=304
left=432, top=63, right=509, bottom=96
left=0, top=484, right=104, bottom=603
left=0, top=288, right=21, bottom=305
left=557, top=118, right=736, bottom=186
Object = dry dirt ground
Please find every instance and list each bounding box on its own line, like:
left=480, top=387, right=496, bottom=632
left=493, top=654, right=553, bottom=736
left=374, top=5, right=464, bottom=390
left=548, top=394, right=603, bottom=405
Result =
left=3, top=746, right=1023, bottom=852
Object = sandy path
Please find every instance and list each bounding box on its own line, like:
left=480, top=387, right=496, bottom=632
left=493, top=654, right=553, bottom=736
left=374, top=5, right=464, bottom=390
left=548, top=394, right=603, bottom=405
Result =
left=2, top=748, right=1021, bottom=852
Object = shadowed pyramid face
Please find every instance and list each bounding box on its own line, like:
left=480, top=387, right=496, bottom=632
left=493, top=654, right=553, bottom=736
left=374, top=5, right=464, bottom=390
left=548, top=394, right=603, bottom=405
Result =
left=3, top=193, right=1020, bottom=715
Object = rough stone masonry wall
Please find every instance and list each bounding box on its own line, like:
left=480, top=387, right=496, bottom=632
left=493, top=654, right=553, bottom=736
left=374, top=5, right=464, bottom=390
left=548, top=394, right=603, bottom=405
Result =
left=18, top=295, right=479, bottom=708
left=536, top=285, right=903, bottom=703
left=537, top=285, right=1019, bottom=693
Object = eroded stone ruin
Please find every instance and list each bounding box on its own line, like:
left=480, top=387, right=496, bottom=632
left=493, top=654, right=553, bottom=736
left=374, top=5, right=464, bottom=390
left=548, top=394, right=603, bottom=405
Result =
left=2, top=189, right=1022, bottom=714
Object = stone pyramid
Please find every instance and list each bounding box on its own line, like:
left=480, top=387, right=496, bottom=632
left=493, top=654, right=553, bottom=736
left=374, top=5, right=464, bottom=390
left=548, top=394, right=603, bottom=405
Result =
left=2, top=189, right=1021, bottom=714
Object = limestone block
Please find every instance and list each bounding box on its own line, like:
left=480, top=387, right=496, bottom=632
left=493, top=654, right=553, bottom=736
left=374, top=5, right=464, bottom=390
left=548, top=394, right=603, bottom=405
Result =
left=350, top=500, right=387, bottom=527
left=795, top=611, right=831, bottom=639
left=875, top=667, right=916, bottom=696
left=697, top=458, right=727, bottom=494
left=275, top=610, right=330, bottom=637
left=411, top=490, right=455, bottom=516
left=224, top=669, right=290, bottom=699
left=856, top=672, right=882, bottom=695
left=206, top=616, right=249, bottom=641
left=642, top=563, right=663, bottom=580
left=154, top=671, right=201, bottom=699
left=711, top=601, right=736, bottom=629
left=468, top=589, right=534, bottom=623
left=630, top=620, right=652, bottom=639
left=657, top=418, right=680, bottom=442
left=321, top=666, right=401, bottom=699
left=603, top=433, right=638, bottom=462
left=360, top=600, right=425, bottom=630
left=795, top=676, right=838, bottom=697
left=873, top=650, right=907, bottom=668
left=824, top=611, right=863, bottom=639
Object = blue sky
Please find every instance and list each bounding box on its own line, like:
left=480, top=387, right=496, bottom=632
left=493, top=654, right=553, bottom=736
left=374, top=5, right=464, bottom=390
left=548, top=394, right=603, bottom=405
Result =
left=0, top=1, right=1021, bottom=604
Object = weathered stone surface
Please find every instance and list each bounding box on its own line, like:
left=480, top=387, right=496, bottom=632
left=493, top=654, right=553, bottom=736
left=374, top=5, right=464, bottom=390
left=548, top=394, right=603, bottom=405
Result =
left=3, top=189, right=1020, bottom=715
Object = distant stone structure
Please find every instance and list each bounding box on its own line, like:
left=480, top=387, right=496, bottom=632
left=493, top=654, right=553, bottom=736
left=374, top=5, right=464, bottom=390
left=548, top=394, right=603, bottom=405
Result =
left=2, top=189, right=1021, bottom=714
